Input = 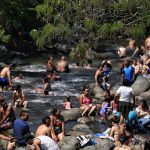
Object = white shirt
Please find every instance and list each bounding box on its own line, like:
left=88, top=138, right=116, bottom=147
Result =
left=117, top=86, right=134, bottom=102
left=35, top=136, right=59, bottom=150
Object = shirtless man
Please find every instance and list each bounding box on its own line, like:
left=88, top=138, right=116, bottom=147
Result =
left=35, top=116, right=51, bottom=137
left=0, top=64, right=16, bottom=91
left=57, top=56, right=70, bottom=73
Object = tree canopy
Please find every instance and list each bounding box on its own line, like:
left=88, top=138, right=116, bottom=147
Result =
left=0, top=0, right=150, bottom=60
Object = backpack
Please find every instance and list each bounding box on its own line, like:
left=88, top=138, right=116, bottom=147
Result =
left=76, top=135, right=91, bottom=147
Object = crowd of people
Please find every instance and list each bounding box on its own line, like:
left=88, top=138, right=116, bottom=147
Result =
left=0, top=37, right=150, bottom=150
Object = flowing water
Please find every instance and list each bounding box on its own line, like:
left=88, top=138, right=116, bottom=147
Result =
left=1, top=57, right=121, bottom=134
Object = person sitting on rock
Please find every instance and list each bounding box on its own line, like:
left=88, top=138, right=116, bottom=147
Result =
left=35, top=116, right=51, bottom=137
left=12, top=84, right=28, bottom=109
left=79, top=87, right=97, bottom=116
left=57, top=56, right=70, bottom=73
left=64, top=96, right=72, bottom=110
left=50, top=108, right=65, bottom=142
left=13, top=73, right=24, bottom=81
left=0, top=101, right=16, bottom=131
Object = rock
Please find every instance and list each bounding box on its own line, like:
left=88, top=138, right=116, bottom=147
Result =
left=0, top=62, right=7, bottom=68
left=111, top=83, right=121, bottom=93
left=140, top=90, right=150, bottom=103
left=94, top=138, right=114, bottom=150
left=94, top=93, right=103, bottom=99
left=66, top=131, right=86, bottom=137
left=12, top=58, right=26, bottom=65
left=131, top=76, right=150, bottom=95
left=58, top=136, right=80, bottom=150
left=61, top=108, right=82, bottom=121
left=146, top=74, right=150, bottom=82
left=88, top=83, right=96, bottom=90
left=129, top=144, right=144, bottom=150
left=80, top=145, right=97, bottom=150
left=92, top=86, right=103, bottom=95
left=77, top=117, right=95, bottom=124
left=135, top=96, right=143, bottom=106
left=72, top=124, right=93, bottom=134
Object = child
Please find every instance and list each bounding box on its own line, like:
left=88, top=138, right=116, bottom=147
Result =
left=12, top=84, right=28, bottom=109
left=64, top=96, right=72, bottom=110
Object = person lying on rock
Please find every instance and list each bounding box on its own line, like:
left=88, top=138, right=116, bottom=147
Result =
left=79, top=87, right=96, bottom=116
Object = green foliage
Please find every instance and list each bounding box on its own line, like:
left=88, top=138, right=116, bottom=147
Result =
left=0, top=26, right=10, bottom=43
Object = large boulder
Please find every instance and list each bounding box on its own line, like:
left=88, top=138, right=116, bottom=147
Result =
left=72, top=124, right=93, bottom=134
left=111, top=83, right=122, bottom=93
left=61, top=108, right=82, bottom=121
left=12, top=58, right=26, bottom=65
left=58, top=136, right=80, bottom=150
left=131, top=76, right=150, bottom=95
left=66, top=131, right=87, bottom=137
left=146, top=74, right=150, bottom=82
left=140, top=90, right=150, bottom=103
left=94, top=138, right=114, bottom=150
left=92, top=86, right=103, bottom=95
left=77, top=117, right=95, bottom=124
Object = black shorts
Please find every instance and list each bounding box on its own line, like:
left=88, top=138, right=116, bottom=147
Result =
left=118, top=101, right=132, bottom=114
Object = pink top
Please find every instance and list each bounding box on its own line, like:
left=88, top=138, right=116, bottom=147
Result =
left=64, top=102, right=72, bottom=110
left=112, top=101, right=118, bottom=111
left=82, top=97, right=92, bottom=105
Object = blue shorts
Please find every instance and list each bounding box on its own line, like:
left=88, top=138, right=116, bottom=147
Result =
left=0, top=78, right=9, bottom=86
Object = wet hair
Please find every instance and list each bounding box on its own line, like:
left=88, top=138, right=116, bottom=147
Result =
left=52, top=108, right=60, bottom=115
left=122, top=79, right=129, bottom=86
left=120, top=135, right=129, bottom=145
left=24, top=133, right=34, bottom=141
left=9, top=64, right=16, bottom=69
left=44, top=77, right=49, bottom=83
left=20, top=111, right=28, bottom=117
left=97, top=64, right=103, bottom=69
left=104, top=57, right=109, bottom=60
left=42, top=116, right=50, bottom=124
left=44, top=90, right=49, bottom=95
left=103, top=89, right=110, bottom=96
left=140, top=99, right=149, bottom=109
left=15, top=84, right=21, bottom=91
left=65, top=96, right=70, bottom=102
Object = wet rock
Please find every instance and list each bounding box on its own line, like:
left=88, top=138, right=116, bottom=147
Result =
left=77, top=117, right=95, bottom=124
left=146, top=74, right=150, bottom=82
left=12, top=58, right=27, bottom=65
left=111, top=83, right=122, bottom=93
left=72, top=124, right=93, bottom=134
left=95, top=93, right=103, bottom=99
left=58, top=136, right=80, bottom=150
left=88, top=83, right=96, bottom=90
left=0, top=62, right=7, bottom=68
left=80, top=145, right=97, bottom=150
left=140, top=90, right=150, bottom=102
left=92, top=86, right=103, bottom=95
left=66, top=131, right=86, bottom=137
left=129, top=144, right=144, bottom=150
left=94, top=138, right=114, bottom=150
left=61, top=108, right=82, bottom=121
left=131, top=76, right=150, bottom=95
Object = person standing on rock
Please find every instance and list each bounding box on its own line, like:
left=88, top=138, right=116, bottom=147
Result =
left=121, top=61, right=135, bottom=85
left=114, top=79, right=135, bottom=119
left=0, top=64, right=16, bottom=91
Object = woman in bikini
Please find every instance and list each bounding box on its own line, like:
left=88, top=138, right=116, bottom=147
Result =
left=50, top=108, right=65, bottom=142
left=79, top=87, right=96, bottom=116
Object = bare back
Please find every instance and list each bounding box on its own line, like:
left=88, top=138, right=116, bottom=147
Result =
left=0, top=67, right=10, bottom=78
left=35, top=124, right=51, bottom=137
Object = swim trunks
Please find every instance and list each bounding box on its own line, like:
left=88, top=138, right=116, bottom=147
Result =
left=0, top=78, right=9, bottom=86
